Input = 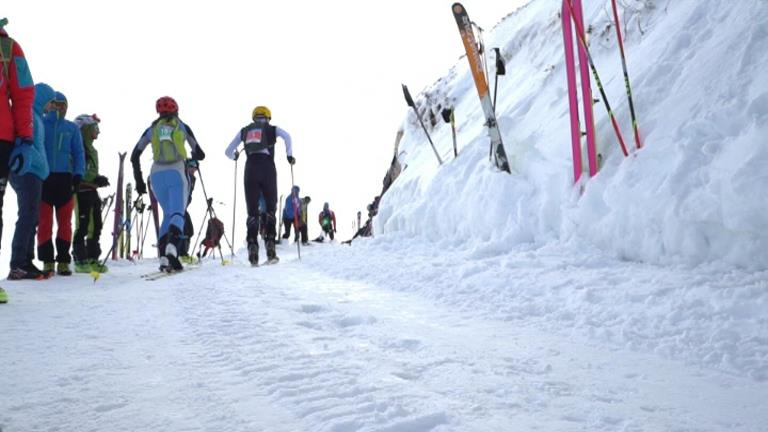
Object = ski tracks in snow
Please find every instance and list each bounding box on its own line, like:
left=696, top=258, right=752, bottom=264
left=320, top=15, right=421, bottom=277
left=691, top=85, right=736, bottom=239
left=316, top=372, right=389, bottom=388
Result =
left=1, top=244, right=767, bottom=431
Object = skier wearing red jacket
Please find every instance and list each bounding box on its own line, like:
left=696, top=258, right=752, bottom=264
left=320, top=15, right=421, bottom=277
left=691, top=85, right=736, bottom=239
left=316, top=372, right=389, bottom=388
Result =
left=0, top=18, right=35, bottom=303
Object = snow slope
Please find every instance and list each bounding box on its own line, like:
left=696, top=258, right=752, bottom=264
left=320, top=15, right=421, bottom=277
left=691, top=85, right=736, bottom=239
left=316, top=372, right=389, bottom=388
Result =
left=2, top=0, right=768, bottom=431
left=383, top=0, right=768, bottom=270
left=1, top=244, right=766, bottom=432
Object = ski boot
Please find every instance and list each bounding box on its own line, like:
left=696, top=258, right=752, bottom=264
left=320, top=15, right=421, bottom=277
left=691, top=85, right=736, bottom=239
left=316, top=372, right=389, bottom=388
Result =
left=90, top=260, right=109, bottom=274
left=57, top=262, right=72, bottom=276
left=266, top=239, right=279, bottom=265
left=248, top=241, right=259, bottom=267
left=0, top=287, right=8, bottom=304
left=74, top=260, right=93, bottom=274
left=42, top=262, right=56, bottom=279
left=7, top=265, right=44, bottom=281
left=164, top=227, right=184, bottom=272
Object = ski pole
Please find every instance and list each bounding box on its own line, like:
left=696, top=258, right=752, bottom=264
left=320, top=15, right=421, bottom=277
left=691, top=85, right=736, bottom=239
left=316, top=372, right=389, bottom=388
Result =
left=231, top=150, right=239, bottom=258
left=92, top=219, right=128, bottom=282
left=492, top=47, right=506, bottom=111
left=290, top=164, right=301, bottom=261
left=441, top=107, right=458, bottom=158
left=610, top=0, right=642, bottom=150
left=565, top=0, right=629, bottom=157
left=191, top=197, right=213, bottom=259
left=196, top=166, right=231, bottom=265
left=101, top=193, right=114, bottom=226
left=402, top=84, right=443, bottom=165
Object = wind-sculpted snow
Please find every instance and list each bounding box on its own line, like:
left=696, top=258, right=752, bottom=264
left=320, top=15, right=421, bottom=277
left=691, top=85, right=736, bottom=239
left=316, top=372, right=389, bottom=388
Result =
left=385, top=0, right=768, bottom=270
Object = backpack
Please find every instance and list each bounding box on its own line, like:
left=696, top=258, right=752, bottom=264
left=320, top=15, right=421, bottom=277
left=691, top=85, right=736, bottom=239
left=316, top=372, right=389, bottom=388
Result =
left=0, top=36, right=13, bottom=93
left=241, top=122, right=277, bottom=156
left=201, top=217, right=225, bottom=257
left=150, top=117, right=187, bottom=163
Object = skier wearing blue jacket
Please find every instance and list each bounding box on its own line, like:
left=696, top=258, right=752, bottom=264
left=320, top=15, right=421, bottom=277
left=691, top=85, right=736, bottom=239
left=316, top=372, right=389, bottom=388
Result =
left=131, top=96, right=205, bottom=272
left=7, top=82, right=51, bottom=280
left=281, top=185, right=300, bottom=241
left=37, top=91, right=85, bottom=276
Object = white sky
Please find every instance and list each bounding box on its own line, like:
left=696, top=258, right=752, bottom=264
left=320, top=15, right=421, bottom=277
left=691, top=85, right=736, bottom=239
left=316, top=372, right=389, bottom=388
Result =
left=4, top=0, right=527, bottom=244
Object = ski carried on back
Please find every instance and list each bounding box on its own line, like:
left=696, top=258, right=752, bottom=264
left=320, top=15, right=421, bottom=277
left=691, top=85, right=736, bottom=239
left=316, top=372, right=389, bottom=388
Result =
left=451, top=3, right=511, bottom=174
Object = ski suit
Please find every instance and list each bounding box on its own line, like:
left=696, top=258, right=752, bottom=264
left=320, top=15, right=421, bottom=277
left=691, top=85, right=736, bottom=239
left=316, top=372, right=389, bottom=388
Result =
left=282, top=185, right=300, bottom=240
left=72, top=116, right=107, bottom=264
left=318, top=207, right=336, bottom=240
left=225, top=118, right=292, bottom=258
left=9, top=83, right=51, bottom=271
left=0, top=26, right=34, bottom=255
left=131, top=116, right=204, bottom=261
left=37, top=92, right=85, bottom=265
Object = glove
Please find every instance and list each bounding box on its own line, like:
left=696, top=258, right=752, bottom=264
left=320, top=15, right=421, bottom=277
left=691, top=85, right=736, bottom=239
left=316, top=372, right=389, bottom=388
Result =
left=136, top=180, right=147, bottom=195
left=233, top=150, right=241, bottom=161
left=287, top=155, right=296, bottom=165
left=9, top=153, right=24, bottom=174
left=191, top=147, right=206, bottom=161
left=72, top=175, right=82, bottom=192
left=94, top=175, right=110, bottom=188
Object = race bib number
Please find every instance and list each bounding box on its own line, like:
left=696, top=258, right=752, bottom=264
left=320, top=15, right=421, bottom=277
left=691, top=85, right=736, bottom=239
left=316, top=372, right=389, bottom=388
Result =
left=245, top=129, right=263, bottom=144
left=158, top=125, right=174, bottom=142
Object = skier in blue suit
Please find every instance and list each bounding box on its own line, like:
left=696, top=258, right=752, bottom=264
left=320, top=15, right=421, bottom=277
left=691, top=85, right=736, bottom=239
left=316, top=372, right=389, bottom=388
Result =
left=130, top=96, right=204, bottom=272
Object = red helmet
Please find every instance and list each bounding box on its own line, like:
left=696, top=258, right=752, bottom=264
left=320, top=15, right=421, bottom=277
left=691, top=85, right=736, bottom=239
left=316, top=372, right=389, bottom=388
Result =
left=155, top=96, right=178, bottom=115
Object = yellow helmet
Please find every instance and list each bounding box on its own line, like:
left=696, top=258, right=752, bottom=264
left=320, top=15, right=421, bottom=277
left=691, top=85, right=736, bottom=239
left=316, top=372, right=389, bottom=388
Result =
left=252, top=105, right=271, bottom=120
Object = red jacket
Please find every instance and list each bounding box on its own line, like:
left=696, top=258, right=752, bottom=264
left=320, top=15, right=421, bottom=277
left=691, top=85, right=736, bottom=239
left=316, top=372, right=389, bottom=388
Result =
left=1, top=30, right=34, bottom=142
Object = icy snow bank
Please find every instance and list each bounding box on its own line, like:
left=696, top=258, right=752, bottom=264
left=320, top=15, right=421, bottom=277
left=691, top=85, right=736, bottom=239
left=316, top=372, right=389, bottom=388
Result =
left=378, top=0, right=768, bottom=270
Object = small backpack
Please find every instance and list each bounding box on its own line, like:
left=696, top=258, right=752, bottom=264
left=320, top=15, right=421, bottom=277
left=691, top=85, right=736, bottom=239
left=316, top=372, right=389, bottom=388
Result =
left=150, top=117, right=187, bottom=163
left=201, top=217, right=225, bottom=257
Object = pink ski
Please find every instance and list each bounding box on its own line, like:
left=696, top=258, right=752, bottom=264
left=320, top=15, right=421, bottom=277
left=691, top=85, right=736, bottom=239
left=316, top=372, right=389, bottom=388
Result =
left=572, top=0, right=598, bottom=176
left=561, top=0, right=582, bottom=183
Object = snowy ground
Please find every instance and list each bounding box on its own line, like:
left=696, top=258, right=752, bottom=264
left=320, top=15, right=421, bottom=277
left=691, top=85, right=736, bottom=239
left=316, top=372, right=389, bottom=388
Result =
left=2, top=240, right=766, bottom=432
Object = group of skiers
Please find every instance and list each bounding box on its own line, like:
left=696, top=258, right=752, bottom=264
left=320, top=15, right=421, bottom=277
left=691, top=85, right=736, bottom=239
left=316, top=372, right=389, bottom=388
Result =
left=0, top=20, right=113, bottom=303
left=0, top=18, right=351, bottom=304
left=281, top=185, right=337, bottom=246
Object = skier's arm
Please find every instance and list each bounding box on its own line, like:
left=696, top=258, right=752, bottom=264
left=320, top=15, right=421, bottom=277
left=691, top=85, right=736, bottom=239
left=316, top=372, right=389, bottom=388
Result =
left=275, top=126, right=293, bottom=158
left=332, top=211, right=337, bottom=231
left=70, top=126, right=86, bottom=177
left=130, top=128, right=151, bottom=194
left=7, top=39, right=35, bottom=139
left=224, top=132, right=241, bottom=160
left=182, top=122, right=205, bottom=160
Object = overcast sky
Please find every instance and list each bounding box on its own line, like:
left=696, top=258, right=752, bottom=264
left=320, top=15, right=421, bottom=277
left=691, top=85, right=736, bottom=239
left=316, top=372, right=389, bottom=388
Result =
left=4, top=0, right=528, bottom=244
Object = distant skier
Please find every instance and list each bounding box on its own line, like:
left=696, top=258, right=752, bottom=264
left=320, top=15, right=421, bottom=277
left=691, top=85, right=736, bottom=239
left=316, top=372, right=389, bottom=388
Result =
left=72, top=114, right=110, bottom=273
left=318, top=202, right=337, bottom=241
left=131, top=96, right=205, bottom=272
left=225, top=105, right=294, bottom=266
left=281, top=185, right=301, bottom=241
left=37, top=91, right=85, bottom=277
left=298, top=196, right=311, bottom=246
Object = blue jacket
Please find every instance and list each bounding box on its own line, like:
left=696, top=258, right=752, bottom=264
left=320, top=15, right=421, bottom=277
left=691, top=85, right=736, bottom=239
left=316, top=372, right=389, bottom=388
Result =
left=283, top=186, right=301, bottom=219
left=43, top=92, right=85, bottom=176
left=9, top=83, right=51, bottom=180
